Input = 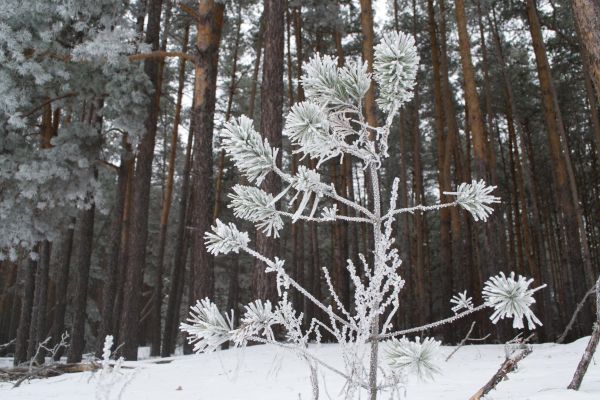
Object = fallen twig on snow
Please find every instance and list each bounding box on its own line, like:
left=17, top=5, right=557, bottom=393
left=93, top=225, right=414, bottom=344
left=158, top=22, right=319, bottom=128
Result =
left=469, top=335, right=533, bottom=400
left=0, top=362, right=100, bottom=387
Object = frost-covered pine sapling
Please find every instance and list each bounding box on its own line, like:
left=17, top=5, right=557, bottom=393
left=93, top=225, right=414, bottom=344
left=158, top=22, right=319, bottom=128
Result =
left=181, top=31, right=545, bottom=400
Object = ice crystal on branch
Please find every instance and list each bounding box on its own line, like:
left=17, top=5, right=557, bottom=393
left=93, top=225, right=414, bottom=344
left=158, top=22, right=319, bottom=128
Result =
left=221, top=116, right=277, bottom=185
left=228, top=185, right=283, bottom=238
left=387, top=337, right=441, bottom=381
left=302, top=54, right=354, bottom=108
left=483, top=272, right=546, bottom=330
left=445, top=179, right=500, bottom=222
left=180, top=298, right=235, bottom=353
left=374, top=31, right=420, bottom=111
left=450, top=291, right=474, bottom=314
left=204, top=220, right=249, bottom=255
left=183, top=30, right=544, bottom=399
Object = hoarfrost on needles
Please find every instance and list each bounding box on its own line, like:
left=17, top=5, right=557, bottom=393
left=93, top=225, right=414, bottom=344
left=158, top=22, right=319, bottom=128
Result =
left=182, top=30, right=545, bottom=399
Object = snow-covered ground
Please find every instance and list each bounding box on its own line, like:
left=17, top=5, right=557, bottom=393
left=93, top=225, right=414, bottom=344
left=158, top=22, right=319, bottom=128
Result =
left=1, top=338, right=598, bottom=399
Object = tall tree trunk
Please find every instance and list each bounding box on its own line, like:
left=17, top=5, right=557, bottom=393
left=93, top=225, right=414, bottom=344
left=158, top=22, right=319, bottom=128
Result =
left=50, top=221, right=74, bottom=360
left=26, top=241, right=51, bottom=364
left=149, top=23, right=189, bottom=358
left=14, top=255, right=36, bottom=366
left=455, top=0, right=488, bottom=180
left=427, top=0, right=453, bottom=328
left=409, top=0, right=427, bottom=324
left=359, top=0, right=378, bottom=129
left=161, top=127, right=194, bottom=356
left=68, top=187, right=96, bottom=363
left=214, top=8, right=241, bottom=221
left=25, top=103, right=57, bottom=363
left=0, top=263, right=18, bottom=346
left=248, top=16, right=265, bottom=118
left=190, top=0, right=225, bottom=306
left=97, top=143, right=132, bottom=355
left=570, top=0, right=600, bottom=99
left=252, top=0, right=284, bottom=303
left=113, top=154, right=135, bottom=346
left=525, top=0, right=595, bottom=317
left=120, top=0, right=164, bottom=361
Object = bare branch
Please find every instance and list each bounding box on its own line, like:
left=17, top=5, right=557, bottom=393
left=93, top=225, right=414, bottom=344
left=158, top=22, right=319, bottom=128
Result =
left=128, top=51, right=195, bottom=64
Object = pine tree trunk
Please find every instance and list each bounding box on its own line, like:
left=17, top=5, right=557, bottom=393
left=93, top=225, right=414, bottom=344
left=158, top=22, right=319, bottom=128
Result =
left=26, top=241, right=51, bottom=364
left=252, top=0, right=284, bottom=303
left=248, top=16, right=265, bottom=119
left=68, top=196, right=96, bottom=363
left=455, top=0, right=488, bottom=180
left=0, top=262, right=18, bottom=346
left=525, top=0, right=595, bottom=321
left=427, top=0, right=453, bottom=328
left=189, top=0, right=224, bottom=307
left=97, top=144, right=131, bottom=355
left=14, top=255, right=36, bottom=366
left=161, top=113, right=194, bottom=357
left=149, top=22, right=189, bottom=358
left=359, top=0, right=378, bottom=130
left=570, top=0, right=600, bottom=99
left=120, top=0, right=164, bottom=361
left=214, top=8, right=241, bottom=221
left=49, top=221, right=74, bottom=360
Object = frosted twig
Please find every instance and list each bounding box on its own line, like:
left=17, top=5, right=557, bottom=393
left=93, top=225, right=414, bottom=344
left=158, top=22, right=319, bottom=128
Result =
left=278, top=210, right=372, bottom=224
left=377, top=305, right=487, bottom=341
left=244, top=247, right=356, bottom=331
left=383, top=201, right=458, bottom=220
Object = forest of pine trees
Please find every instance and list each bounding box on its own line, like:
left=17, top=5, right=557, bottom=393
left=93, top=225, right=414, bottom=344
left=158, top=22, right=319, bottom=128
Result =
left=1, top=0, right=600, bottom=365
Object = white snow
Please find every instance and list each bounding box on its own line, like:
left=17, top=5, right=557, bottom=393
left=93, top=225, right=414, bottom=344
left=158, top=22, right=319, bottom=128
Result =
left=1, top=338, right=598, bottom=399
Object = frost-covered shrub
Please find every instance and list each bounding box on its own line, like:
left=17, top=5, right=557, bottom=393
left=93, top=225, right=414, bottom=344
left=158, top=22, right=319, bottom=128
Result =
left=181, top=31, right=545, bottom=399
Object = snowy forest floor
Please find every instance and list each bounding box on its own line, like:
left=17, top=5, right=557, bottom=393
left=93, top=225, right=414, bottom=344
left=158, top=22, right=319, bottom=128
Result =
left=1, top=338, right=599, bottom=399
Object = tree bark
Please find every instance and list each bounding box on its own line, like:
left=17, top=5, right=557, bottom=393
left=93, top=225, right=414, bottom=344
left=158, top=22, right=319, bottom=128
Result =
left=189, top=0, right=224, bottom=308
left=455, top=0, right=488, bottom=180
left=26, top=241, right=51, bottom=364
left=525, top=0, right=595, bottom=311
left=570, top=0, right=600, bottom=99
left=67, top=196, right=96, bottom=363
left=97, top=143, right=131, bottom=356
left=427, top=0, right=453, bottom=328
left=14, top=255, right=36, bottom=366
left=119, top=0, right=163, bottom=361
left=252, top=0, right=284, bottom=303
left=161, top=127, right=194, bottom=357
left=149, top=22, right=189, bottom=358
left=359, top=0, right=378, bottom=130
